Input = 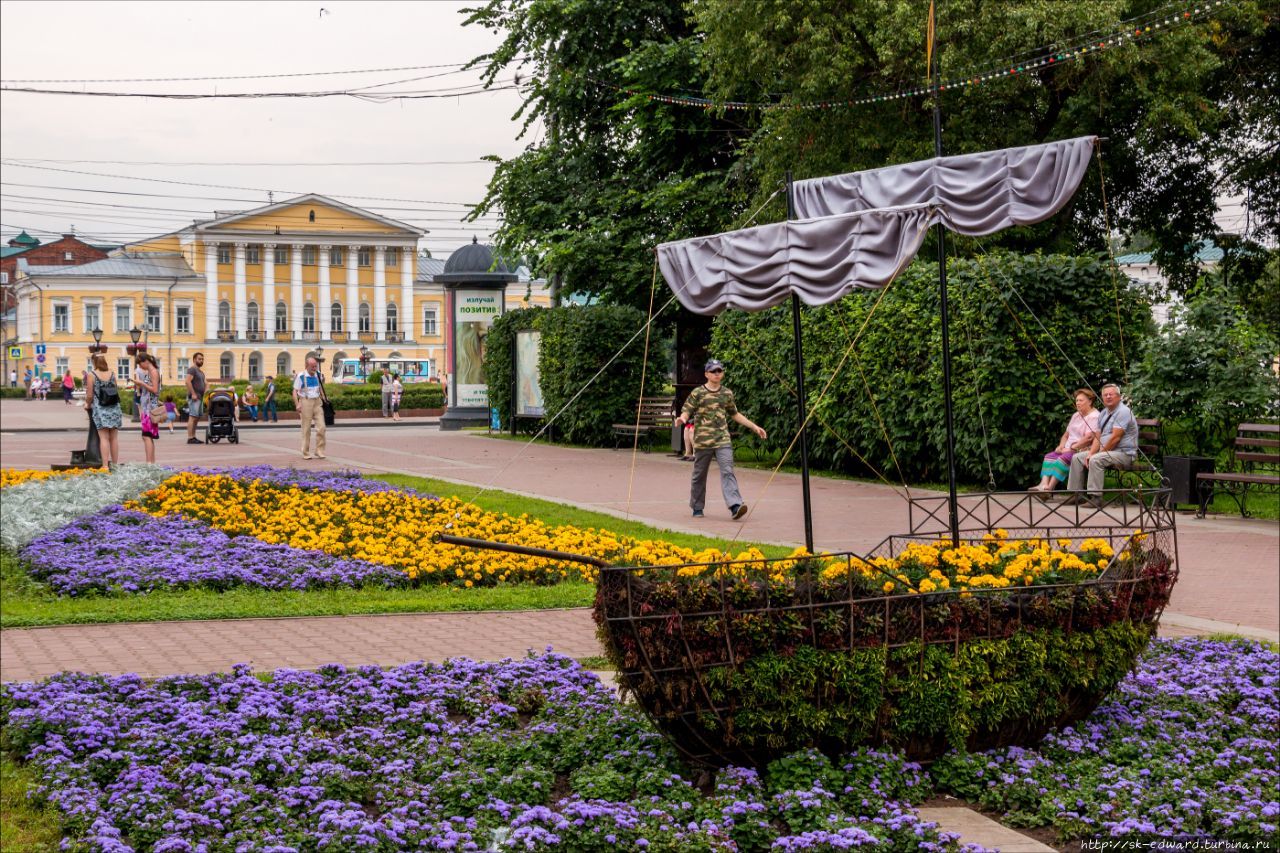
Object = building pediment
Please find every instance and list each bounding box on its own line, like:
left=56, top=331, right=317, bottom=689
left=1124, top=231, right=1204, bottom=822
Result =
left=196, top=194, right=423, bottom=239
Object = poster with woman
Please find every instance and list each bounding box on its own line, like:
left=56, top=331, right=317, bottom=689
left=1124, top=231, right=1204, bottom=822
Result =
left=515, top=329, right=544, bottom=417
left=453, top=290, right=501, bottom=408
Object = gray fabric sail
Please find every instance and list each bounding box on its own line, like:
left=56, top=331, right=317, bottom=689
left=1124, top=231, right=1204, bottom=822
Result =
left=657, top=137, right=1096, bottom=316
left=657, top=205, right=934, bottom=315
left=792, top=136, right=1097, bottom=233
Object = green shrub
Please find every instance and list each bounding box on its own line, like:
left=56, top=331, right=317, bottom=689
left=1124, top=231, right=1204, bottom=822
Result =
left=1130, top=276, right=1280, bottom=458
left=486, top=305, right=666, bottom=444
left=711, top=252, right=1155, bottom=486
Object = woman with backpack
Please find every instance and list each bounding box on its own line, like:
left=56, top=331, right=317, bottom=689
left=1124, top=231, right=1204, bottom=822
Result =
left=85, top=354, right=122, bottom=467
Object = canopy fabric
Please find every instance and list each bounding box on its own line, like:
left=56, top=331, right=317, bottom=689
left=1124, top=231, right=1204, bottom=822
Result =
left=657, top=205, right=933, bottom=315
left=791, top=136, right=1097, bottom=234
left=657, top=136, right=1096, bottom=316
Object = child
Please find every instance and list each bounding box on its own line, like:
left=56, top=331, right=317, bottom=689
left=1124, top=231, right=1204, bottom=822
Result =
left=163, top=399, right=178, bottom=434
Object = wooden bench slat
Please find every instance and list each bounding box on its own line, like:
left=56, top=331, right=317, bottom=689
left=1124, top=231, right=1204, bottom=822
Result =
left=1236, top=451, right=1280, bottom=464
left=1198, top=472, right=1280, bottom=486
left=1238, top=423, right=1280, bottom=433
left=1236, top=437, right=1280, bottom=449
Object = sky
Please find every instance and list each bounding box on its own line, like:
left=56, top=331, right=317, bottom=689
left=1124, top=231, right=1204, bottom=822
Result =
left=0, top=0, right=535, bottom=257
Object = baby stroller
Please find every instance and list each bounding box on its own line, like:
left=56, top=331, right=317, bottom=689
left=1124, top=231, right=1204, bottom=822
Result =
left=205, top=389, right=240, bottom=444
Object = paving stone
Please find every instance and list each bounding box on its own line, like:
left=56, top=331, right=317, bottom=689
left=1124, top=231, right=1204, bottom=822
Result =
left=917, top=807, right=1056, bottom=852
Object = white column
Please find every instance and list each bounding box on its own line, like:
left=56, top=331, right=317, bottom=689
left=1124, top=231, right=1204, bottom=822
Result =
left=346, top=246, right=360, bottom=338
left=204, top=242, right=219, bottom=340
left=400, top=246, right=415, bottom=340
left=290, top=244, right=304, bottom=339
left=233, top=243, right=247, bottom=338
left=318, top=245, right=332, bottom=340
left=373, top=245, right=387, bottom=342
left=262, top=243, right=276, bottom=340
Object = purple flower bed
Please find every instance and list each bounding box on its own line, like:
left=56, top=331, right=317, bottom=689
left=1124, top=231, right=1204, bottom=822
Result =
left=1, top=653, right=977, bottom=852
left=180, top=465, right=430, bottom=497
left=19, top=506, right=406, bottom=595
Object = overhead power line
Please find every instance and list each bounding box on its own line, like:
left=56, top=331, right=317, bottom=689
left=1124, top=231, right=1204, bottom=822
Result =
left=0, top=61, right=476, bottom=84
left=4, top=158, right=491, bottom=167
left=0, top=82, right=519, bottom=101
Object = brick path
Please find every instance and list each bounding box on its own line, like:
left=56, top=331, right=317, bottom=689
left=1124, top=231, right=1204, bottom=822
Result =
left=2, top=399, right=1276, bottom=682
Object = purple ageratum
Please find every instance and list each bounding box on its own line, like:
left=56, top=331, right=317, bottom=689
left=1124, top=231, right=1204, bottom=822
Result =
left=178, top=465, right=434, bottom=497
left=19, top=506, right=406, bottom=595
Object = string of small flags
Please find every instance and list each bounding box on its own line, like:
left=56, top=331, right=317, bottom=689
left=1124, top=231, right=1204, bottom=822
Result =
left=612, top=0, right=1231, bottom=112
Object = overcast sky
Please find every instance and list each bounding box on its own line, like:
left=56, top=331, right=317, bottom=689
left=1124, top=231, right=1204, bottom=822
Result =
left=0, top=0, right=534, bottom=256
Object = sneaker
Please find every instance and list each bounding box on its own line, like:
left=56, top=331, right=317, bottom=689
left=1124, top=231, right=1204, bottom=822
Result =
left=302, top=454, right=314, bottom=460
left=187, top=438, right=203, bottom=445
left=315, top=454, right=326, bottom=459
left=731, top=503, right=748, bottom=520
left=692, top=509, right=704, bottom=518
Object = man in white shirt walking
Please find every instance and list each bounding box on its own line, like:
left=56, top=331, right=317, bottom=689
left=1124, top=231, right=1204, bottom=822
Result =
left=293, top=356, right=327, bottom=459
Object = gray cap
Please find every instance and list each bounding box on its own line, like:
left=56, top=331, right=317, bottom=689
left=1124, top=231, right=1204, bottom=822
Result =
left=704, top=358, right=724, bottom=371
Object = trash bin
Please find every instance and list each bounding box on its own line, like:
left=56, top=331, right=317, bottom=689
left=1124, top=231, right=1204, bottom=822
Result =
left=1163, top=455, right=1214, bottom=506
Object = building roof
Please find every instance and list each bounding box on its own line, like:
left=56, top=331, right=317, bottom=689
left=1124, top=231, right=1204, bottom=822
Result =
left=1, top=246, right=31, bottom=259
left=8, top=230, right=40, bottom=247
left=436, top=237, right=518, bottom=284
left=416, top=255, right=445, bottom=280
left=1115, top=240, right=1225, bottom=266
left=19, top=254, right=199, bottom=279
left=196, top=192, right=425, bottom=237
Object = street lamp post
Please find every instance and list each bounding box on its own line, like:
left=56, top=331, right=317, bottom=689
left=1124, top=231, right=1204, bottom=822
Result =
left=58, top=328, right=106, bottom=469
left=359, top=345, right=371, bottom=381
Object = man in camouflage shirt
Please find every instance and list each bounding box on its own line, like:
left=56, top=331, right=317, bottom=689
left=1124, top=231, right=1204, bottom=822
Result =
left=677, top=358, right=767, bottom=519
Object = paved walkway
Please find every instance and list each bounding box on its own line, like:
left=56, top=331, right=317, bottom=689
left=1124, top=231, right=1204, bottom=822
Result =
left=2, top=398, right=1277, bottom=683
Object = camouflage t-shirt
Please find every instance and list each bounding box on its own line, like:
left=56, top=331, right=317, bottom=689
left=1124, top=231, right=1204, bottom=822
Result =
left=682, top=384, right=738, bottom=450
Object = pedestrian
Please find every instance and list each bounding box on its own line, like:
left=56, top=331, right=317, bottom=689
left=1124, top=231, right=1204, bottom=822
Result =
left=263, top=376, right=279, bottom=422
left=84, top=354, right=122, bottom=467
left=390, top=372, right=403, bottom=422
left=292, top=355, right=327, bottom=460
left=23, top=366, right=33, bottom=398
left=134, top=352, right=161, bottom=463
left=185, top=352, right=207, bottom=445
left=677, top=359, right=767, bottom=520
left=381, top=370, right=393, bottom=418
left=163, top=399, right=178, bottom=434
left=37, top=376, right=49, bottom=401
left=62, top=369, right=75, bottom=405
left=7, top=368, right=15, bottom=388
left=243, top=384, right=260, bottom=422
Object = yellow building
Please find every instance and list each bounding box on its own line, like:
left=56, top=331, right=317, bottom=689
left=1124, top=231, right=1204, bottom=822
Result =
left=11, top=194, right=548, bottom=385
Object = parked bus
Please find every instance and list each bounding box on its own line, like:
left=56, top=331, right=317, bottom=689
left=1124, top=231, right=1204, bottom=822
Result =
left=335, top=358, right=436, bottom=384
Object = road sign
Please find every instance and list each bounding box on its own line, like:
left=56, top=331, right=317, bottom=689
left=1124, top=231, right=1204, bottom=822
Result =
left=7, top=346, right=21, bottom=360
left=35, top=344, right=46, bottom=355
left=36, top=354, right=46, bottom=364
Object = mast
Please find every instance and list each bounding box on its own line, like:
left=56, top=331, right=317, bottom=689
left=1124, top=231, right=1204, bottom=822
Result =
left=931, top=7, right=961, bottom=548
left=786, top=171, right=815, bottom=553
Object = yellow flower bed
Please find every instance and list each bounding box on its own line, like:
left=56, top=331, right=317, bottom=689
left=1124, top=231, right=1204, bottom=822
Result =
left=1, top=468, right=102, bottom=489
left=128, top=472, right=768, bottom=587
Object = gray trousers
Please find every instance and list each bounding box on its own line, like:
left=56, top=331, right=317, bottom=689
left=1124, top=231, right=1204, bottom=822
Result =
left=381, top=389, right=392, bottom=417
left=1067, top=450, right=1136, bottom=495
left=690, top=445, right=744, bottom=512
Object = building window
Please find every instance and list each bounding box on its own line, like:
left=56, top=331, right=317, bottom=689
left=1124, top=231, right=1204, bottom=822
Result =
left=276, top=352, right=290, bottom=376
left=422, top=307, right=438, bottom=336
left=274, top=246, right=288, bottom=265
left=248, top=353, right=262, bottom=381
left=64, top=251, right=74, bottom=261
left=56, top=356, right=69, bottom=376
left=114, top=303, right=132, bottom=333
left=358, top=302, right=371, bottom=333
left=0, top=272, right=8, bottom=284
left=53, top=304, right=70, bottom=333
left=115, top=358, right=131, bottom=381
left=358, top=248, right=371, bottom=267
left=219, top=353, right=233, bottom=380
left=84, top=303, right=101, bottom=333
left=247, top=302, right=260, bottom=333
left=329, top=247, right=343, bottom=266
left=145, top=304, right=162, bottom=333
left=218, top=301, right=232, bottom=333
left=246, top=246, right=260, bottom=265
left=302, top=246, right=317, bottom=266
left=303, top=302, right=316, bottom=333
left=217, top=246, right=231, bottom=265
left=386, top=248, right=399, bottom=267
left=331, top=302, right=343, bottom=332
left=275, top=301, right=288, bottom=332
left=177, top=357, right=189, bottom=378
left=386, top=302, right=398, bottom=333
left=175, top=305, right=191, bottom=335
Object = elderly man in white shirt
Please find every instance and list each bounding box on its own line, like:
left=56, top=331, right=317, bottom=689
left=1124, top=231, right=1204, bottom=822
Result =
left=292, top=356, right=327, bottom=459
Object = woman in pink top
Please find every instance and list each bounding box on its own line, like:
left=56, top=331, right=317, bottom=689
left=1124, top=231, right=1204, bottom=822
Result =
left=1030, top=388, right=1100, bottom=493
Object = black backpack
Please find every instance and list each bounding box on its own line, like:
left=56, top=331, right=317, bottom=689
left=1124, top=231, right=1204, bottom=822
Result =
left=95, top=374, right=120, bottom=408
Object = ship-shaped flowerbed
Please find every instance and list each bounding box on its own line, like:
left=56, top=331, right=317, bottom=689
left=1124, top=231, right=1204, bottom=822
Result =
left=594, top=490, right=1178, bottom=766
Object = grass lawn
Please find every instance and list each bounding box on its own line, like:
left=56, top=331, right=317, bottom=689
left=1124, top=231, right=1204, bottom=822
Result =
left=0, top=752, right=60, bottom=851
left=0, top=473, right=793, bottom=629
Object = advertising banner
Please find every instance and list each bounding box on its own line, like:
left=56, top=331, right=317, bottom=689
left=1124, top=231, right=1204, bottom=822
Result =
left=453, top=289, right=502, bottom=408
left=514, top=329, right=544, bottom=417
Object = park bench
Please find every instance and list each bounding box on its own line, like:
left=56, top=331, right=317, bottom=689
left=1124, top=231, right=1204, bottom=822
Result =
left=1196, top=423, right=1280, bottom=518
left=1107, top=418, right=1166, bottom=490
left=611, top=396, right=675, bottom=453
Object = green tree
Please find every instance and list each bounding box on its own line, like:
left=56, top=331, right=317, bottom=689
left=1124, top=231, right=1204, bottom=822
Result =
left=692, top=0, right=1278, bottom=292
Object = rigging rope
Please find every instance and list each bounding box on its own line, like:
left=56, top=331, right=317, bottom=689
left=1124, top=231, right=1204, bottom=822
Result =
left=1097, top=146, right=1131, bottom=386
left=833, top=311, right=911, bottom=494
left=623, top=257, right=662, bottom=518
left=957, top=279, right=999, bottom=491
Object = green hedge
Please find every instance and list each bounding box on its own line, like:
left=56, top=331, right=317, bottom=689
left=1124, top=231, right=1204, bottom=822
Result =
left=711, top=252, right=1155, bottom=486
left=486, top=305, right=666, bottom=444
left=147, top=376, right=443, bottom=415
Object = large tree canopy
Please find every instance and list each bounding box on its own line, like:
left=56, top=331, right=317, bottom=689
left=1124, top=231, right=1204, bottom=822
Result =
left=467, top=0, right=1278, bottom=307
